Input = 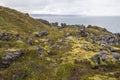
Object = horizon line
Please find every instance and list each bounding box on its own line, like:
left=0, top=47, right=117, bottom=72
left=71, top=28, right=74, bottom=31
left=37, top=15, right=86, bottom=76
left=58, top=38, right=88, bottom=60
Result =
left=30, top=14, right=120, bottom=17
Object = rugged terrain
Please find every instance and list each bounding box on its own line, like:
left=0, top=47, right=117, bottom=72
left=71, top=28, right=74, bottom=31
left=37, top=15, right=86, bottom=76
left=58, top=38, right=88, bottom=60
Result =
left=0, top=6, right=120, bottom=80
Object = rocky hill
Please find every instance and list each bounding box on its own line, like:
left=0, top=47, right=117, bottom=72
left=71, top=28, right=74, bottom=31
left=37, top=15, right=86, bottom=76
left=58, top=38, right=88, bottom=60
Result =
left=0, top=6, right=120, bottom=80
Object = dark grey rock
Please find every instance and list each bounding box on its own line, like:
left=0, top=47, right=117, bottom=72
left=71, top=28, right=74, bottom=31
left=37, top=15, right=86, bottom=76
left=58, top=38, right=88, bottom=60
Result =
left=93, top=54, right=101, bottom=64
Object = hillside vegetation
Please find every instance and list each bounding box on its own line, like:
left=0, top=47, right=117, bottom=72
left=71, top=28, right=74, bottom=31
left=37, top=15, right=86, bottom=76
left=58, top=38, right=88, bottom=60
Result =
left=0, top=6, right=120, bottom=80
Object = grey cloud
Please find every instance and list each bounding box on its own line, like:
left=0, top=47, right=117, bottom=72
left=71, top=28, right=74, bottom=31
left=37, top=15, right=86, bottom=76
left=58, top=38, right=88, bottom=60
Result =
left=0, top=0, right=120, bottom=16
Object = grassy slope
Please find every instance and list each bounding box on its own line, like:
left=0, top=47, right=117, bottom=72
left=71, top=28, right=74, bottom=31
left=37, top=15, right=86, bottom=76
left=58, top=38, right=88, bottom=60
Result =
left=0, top=6, right=49, bottom=33
left=0, top=6, right=120, bottom=80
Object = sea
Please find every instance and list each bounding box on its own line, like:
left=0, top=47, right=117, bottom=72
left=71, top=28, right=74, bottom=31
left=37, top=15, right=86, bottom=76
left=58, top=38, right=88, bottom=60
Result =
left=30, top=14, right=120, bottom=33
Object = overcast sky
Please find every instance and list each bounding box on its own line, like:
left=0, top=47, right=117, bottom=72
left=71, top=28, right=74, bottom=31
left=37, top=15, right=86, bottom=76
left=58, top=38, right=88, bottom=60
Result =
left=0, top=0, right=120, bottom=16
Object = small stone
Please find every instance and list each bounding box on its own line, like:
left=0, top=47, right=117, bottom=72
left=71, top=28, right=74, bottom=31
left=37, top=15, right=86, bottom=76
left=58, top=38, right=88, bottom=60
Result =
left=27, top=37, right=34, bottom=45
left=93, top=54, right=101, bottom=64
